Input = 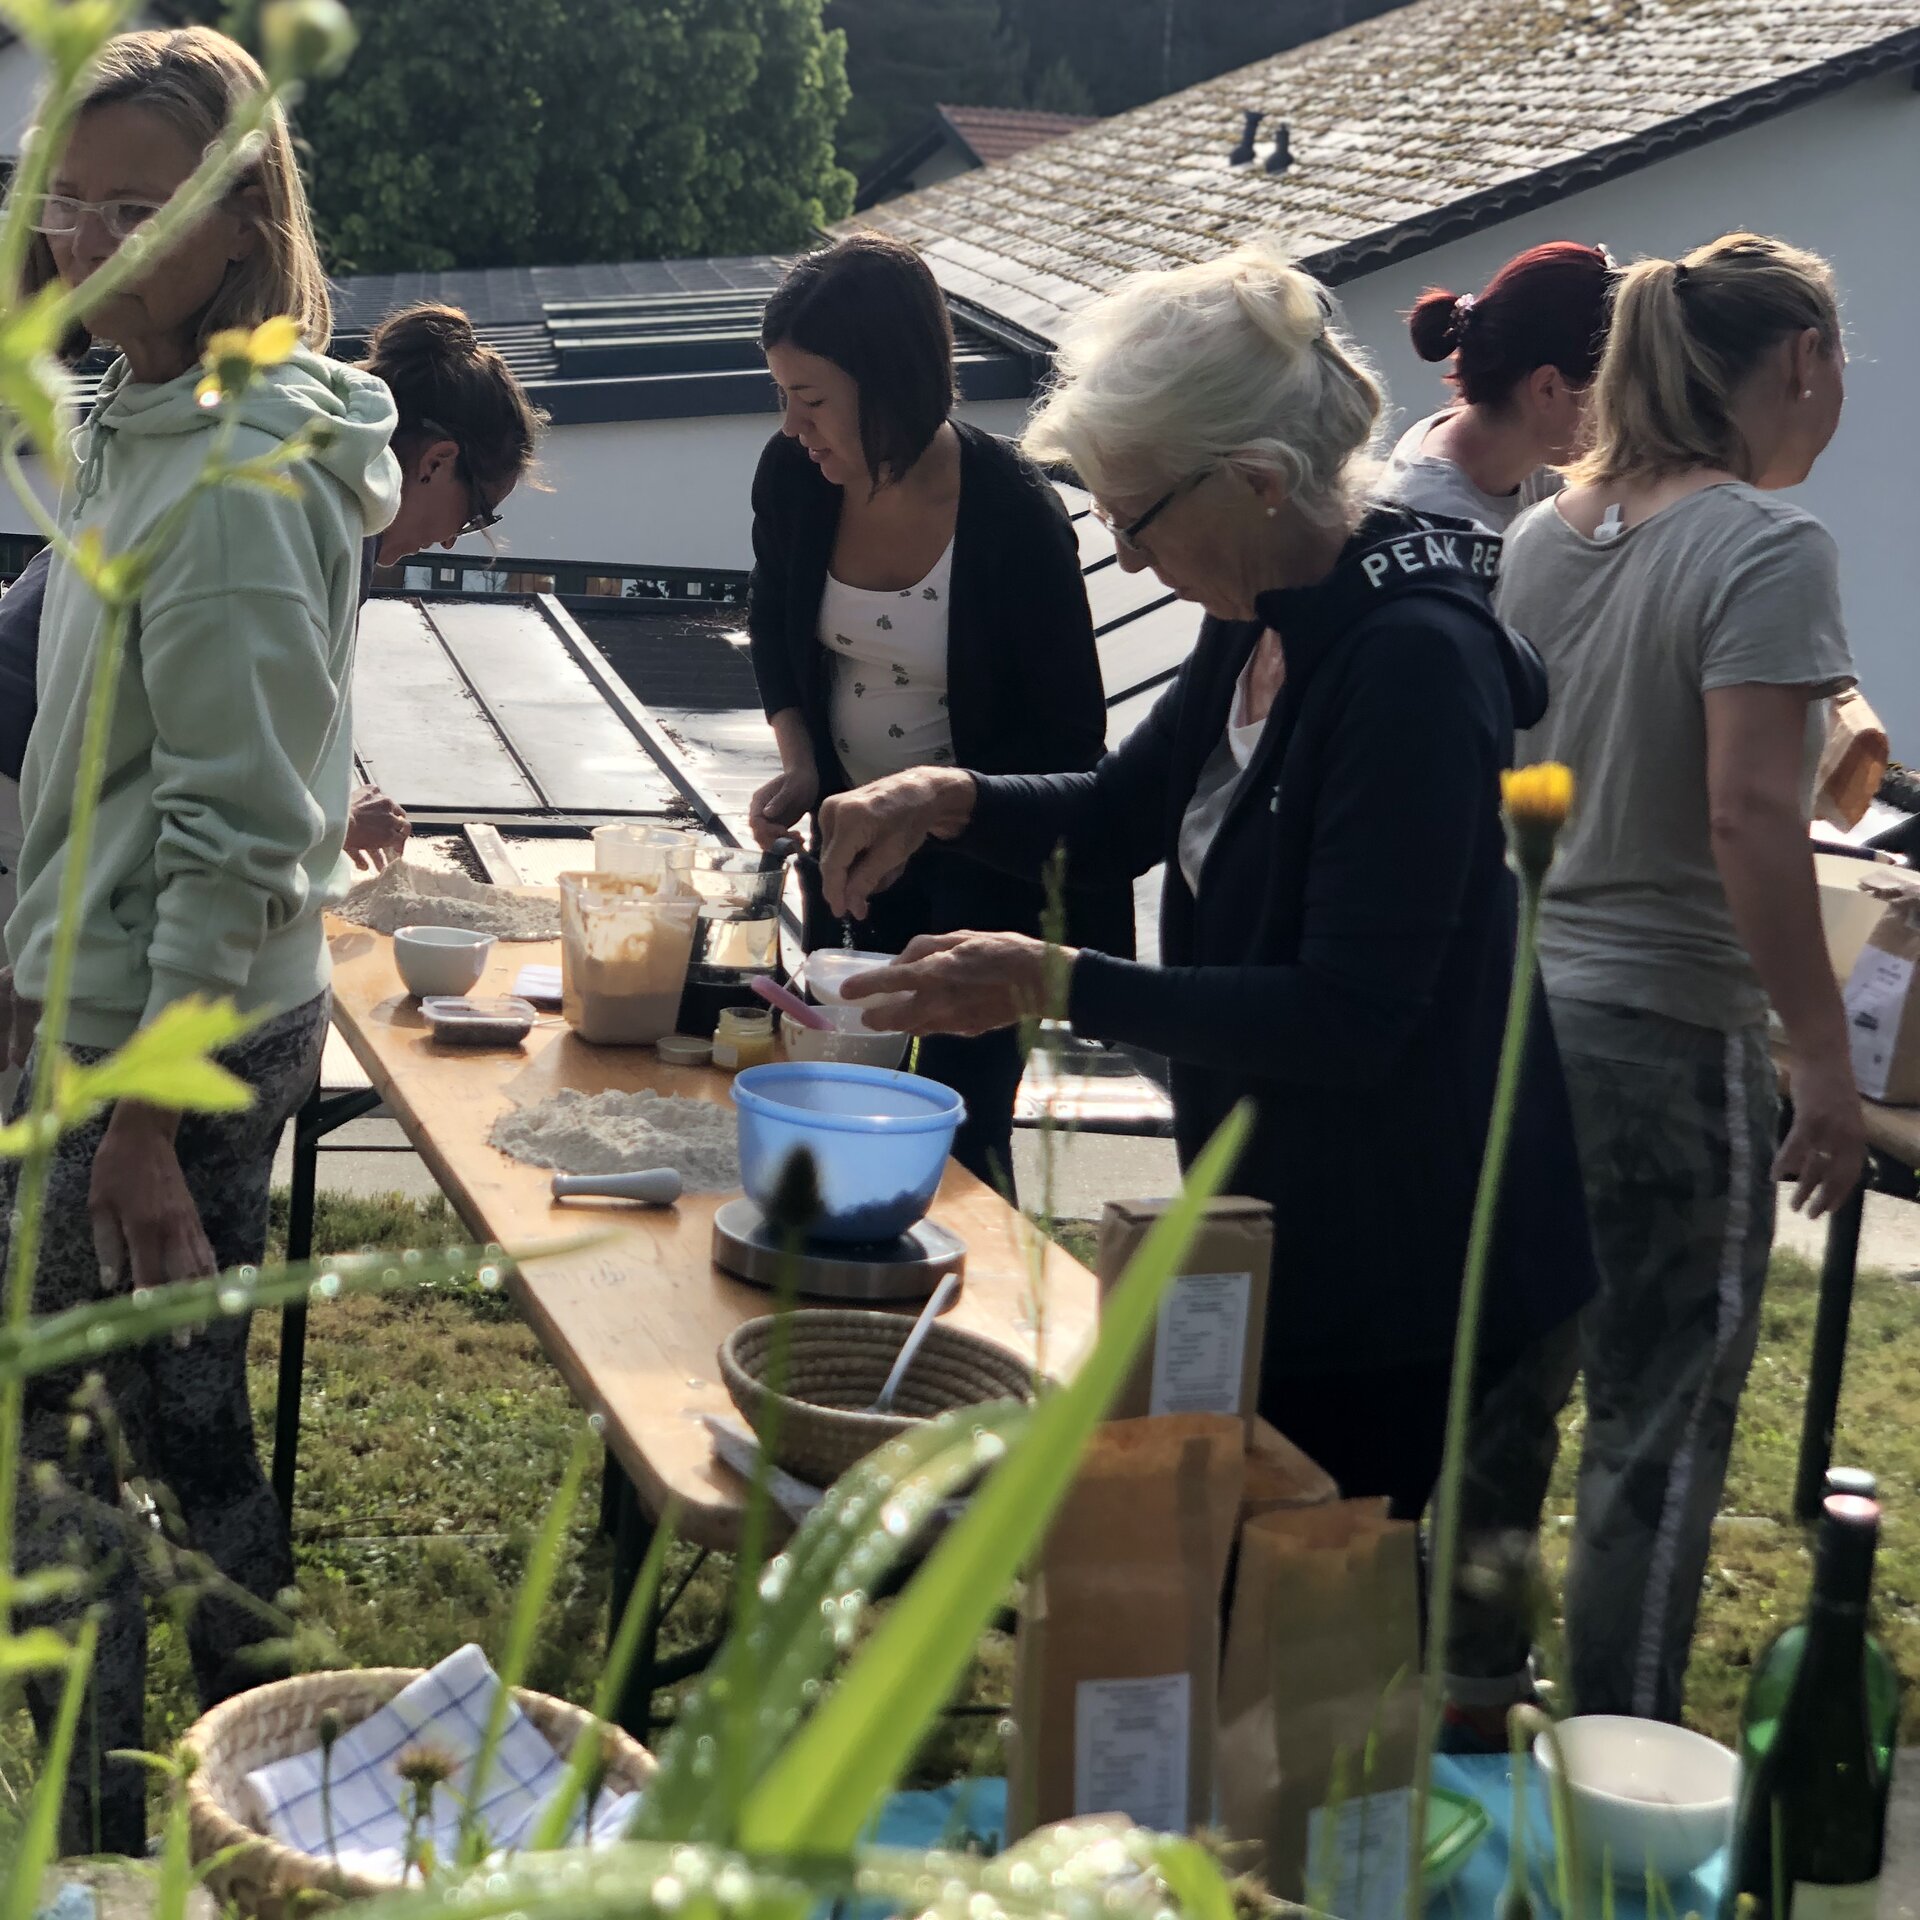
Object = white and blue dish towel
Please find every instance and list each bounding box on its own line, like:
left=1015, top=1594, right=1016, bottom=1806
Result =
left=246, top=1643, right=642, bottom=1881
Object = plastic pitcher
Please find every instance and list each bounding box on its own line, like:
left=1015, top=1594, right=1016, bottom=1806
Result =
left=558, top=871, right=699, bottom=1045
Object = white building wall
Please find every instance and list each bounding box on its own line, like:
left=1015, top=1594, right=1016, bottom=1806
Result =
left=424, top=392, right=1035, bottom=577
left=0, top=36, right=47, bottom=159
left=1332, top=72, right=1920, bottom=751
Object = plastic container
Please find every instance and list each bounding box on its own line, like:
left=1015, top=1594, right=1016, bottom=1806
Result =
left=731, top=1062, right=965, bottom=1244
left=803, top=948, right=897, bottom=1005
left=656, top=1033, right=714, bottom=1068
left=592, top=823, right=693, bottom=886
left=421, top=995, right=536, bottom=1047
left=781, top=1003, right=908, bottom=1071
left=713, top=1006, right=777, bottom=1070
left=558, top=871, right=698, bottom=1045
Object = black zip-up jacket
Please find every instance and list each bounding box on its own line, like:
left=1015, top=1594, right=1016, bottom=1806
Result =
left=747, top=423, right=1133, bottom=953
left=959, top=505, right=1597, bottom=1380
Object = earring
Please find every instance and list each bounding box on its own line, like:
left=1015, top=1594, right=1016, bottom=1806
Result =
left=1801, top=388, right=1815, bottom=401
left=1265, top=506, right=1278, bottom=518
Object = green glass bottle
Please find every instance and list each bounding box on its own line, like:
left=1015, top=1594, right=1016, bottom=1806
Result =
left=1724, top=1494, right=1900, bottom=1920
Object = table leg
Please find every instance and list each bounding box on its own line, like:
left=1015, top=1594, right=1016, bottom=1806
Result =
left=272, top=1084, right=385, bottom=1528
left=1794, top=1176, right=1866, bottom=1523
left=608, top=1460, right=662, bottom=1741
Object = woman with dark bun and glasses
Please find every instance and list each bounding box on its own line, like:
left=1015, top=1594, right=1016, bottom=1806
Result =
left=746, top=232, right=1128, bottom=1187
left=1384, top=241, right=1616, bottom=531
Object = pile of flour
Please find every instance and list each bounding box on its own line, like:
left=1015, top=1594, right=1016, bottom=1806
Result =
left=491, top=1089, right=739, bottom=1190
left=339, top=861, right=562, bottom=940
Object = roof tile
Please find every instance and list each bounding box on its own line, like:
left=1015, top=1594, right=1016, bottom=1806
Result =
left=858, top=0, right=1920, bottom=339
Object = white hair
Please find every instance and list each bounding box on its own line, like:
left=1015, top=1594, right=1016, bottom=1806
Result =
left=1023, top=236, right=1386, bottom=527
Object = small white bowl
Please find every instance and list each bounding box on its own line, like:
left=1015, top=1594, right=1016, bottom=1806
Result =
left=394, top=924, right=493, bottom=998
left=802, top=948, right=897, bottom=1005
left=1535, top=1715, right=1737, bottom=1886
left=781, top=1003, right=908, bottom=1071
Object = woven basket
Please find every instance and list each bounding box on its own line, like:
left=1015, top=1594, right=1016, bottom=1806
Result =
left=184, top=1667, right=655, bottom=1920
left=718, top=1308, right=1034, bottom=1486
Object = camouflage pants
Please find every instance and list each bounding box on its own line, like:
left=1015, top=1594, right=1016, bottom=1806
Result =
left=1553, top=998, right=1777, bottom=1724
left=5, top=993, right=327, bottom=1856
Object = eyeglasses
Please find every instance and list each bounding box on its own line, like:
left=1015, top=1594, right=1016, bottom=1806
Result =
left=31, top=194, right=164, bottom=241
left=1093, top=470, right=1208, bottom=554
left=421, top=416, right=502, bottom=537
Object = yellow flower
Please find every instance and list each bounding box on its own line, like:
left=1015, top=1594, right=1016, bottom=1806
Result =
left=1501, top=762, right=1574, bottom=882
left=1500, top=762, right=1574, bottom=829
left=194, top=316, right=303, bottom=409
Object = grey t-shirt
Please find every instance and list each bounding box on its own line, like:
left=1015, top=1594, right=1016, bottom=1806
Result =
left=1503, top=483, right=1854, bottom=1031
left=1380, top=409, right=1562, bottom=531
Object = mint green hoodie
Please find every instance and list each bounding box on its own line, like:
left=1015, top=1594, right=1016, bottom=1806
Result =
left=7, top=347, right=401, bottom=1049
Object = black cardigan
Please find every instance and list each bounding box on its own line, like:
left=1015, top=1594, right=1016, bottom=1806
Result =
left=747, top=421, right=1131, bottom=951
left=959, top=506, right=1597, bottom=1380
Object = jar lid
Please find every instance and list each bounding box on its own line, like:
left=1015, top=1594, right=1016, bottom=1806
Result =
left=717, top=1007, right=775, bottom=1034
left=657, top=1033, right=713, bottom=1066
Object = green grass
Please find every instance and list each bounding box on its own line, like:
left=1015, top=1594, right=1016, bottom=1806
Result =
left=3, top=1202, right=1918, bottom=1845
left=0, top=1187, right=1008, bottom=1837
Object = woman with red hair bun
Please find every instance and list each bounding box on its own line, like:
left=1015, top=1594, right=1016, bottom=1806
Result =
left=1385, top=240, right=1616, bottom=530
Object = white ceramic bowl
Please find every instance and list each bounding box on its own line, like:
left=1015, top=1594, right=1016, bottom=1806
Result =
left=1534, top=1715, right=1737, bottom=1886
left=781, top=1003, right=909, bottom=1071
left=394, top=924, right=493, bottom=998
left=802, top=949, right=897, bottom=1005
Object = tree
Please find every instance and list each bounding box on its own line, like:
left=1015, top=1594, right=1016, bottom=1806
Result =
left=217, top=0, right=855, bottom=274
left=824, top=0, right=1026, bottom=176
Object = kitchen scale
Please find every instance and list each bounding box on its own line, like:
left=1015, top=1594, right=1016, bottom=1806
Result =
left=710, top=1196, right=965, bottom=1303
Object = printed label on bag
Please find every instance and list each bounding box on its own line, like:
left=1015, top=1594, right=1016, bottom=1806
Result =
left=1148, top=1271, right=1252, bottom=1415
left=1792, top=1880, right=1879, bottom=1920
left=1845, top=947, right=1914, bottom=1099
left=1073, top=1673, right=1190, bottom=1831
left=1306, top=1788, right=1413, bottom=1920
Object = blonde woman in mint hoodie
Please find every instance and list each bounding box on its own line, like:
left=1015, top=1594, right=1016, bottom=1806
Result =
left=2, top=27, right=399, bottom=1854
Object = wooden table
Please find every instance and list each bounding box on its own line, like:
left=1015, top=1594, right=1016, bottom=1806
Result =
left=321, top=921, right=1100, bottom=1540
left=315, top=921, right=1107, bottom=1727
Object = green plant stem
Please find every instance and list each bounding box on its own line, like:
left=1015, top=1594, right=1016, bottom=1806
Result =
left=457, top=1428, right=594, bottom=1865
left=0, top=596, right=132, bottom=1597
left=0, top=1617, right=96, bottom=1920
left=1408, top=877, right=1543, bottom=1917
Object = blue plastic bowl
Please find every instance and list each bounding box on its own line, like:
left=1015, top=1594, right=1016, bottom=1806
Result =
left=731, top=1062, right=967, bottom=1244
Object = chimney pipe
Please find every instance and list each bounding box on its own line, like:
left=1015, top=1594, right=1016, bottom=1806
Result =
left=1265, top=122, right=1293, bottom=173
left=1229, top=109, right=1264, bottom=166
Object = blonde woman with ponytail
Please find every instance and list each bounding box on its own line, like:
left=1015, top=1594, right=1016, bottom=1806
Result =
left=1501, top=233, right=1861, bottom=1723
left=815, top=238, right=1596, bottom=1516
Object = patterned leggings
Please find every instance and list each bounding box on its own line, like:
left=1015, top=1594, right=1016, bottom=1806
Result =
left=1553, top=998, right=1777, bottom=1723
left=5, top=993, right=326, bottom=1856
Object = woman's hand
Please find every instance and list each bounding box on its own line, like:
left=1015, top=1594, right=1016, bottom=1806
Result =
left=842, top=930, right=1074, bottom=1038
left=90, top=1100, right=217, bottom=1290
left=1777, top=1051, right=1868, bottom=1219
left=345, top=784, right=410, bottom=872
left=748, top=762, right=820, bottom=849
left=817, top=768, right=977, bottom=920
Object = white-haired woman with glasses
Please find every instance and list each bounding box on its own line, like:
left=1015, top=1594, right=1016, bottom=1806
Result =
left=817, top=237, right=1596, bottom=1515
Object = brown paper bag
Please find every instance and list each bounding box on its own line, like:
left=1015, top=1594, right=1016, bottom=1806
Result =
left=1217, top=1500, right=1422, bottom=1914
left=1844, top=898, right=1920, bottom=1103
left=1009, top=1415, right=1245, bottom=1839
left=1816, top=689, right=1890, bottom=831
left=1097, top=1197, right=1272, bottom=1443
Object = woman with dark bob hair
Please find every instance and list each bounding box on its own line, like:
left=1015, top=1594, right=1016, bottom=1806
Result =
left=746, top=232, right=1128, bottom=1184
